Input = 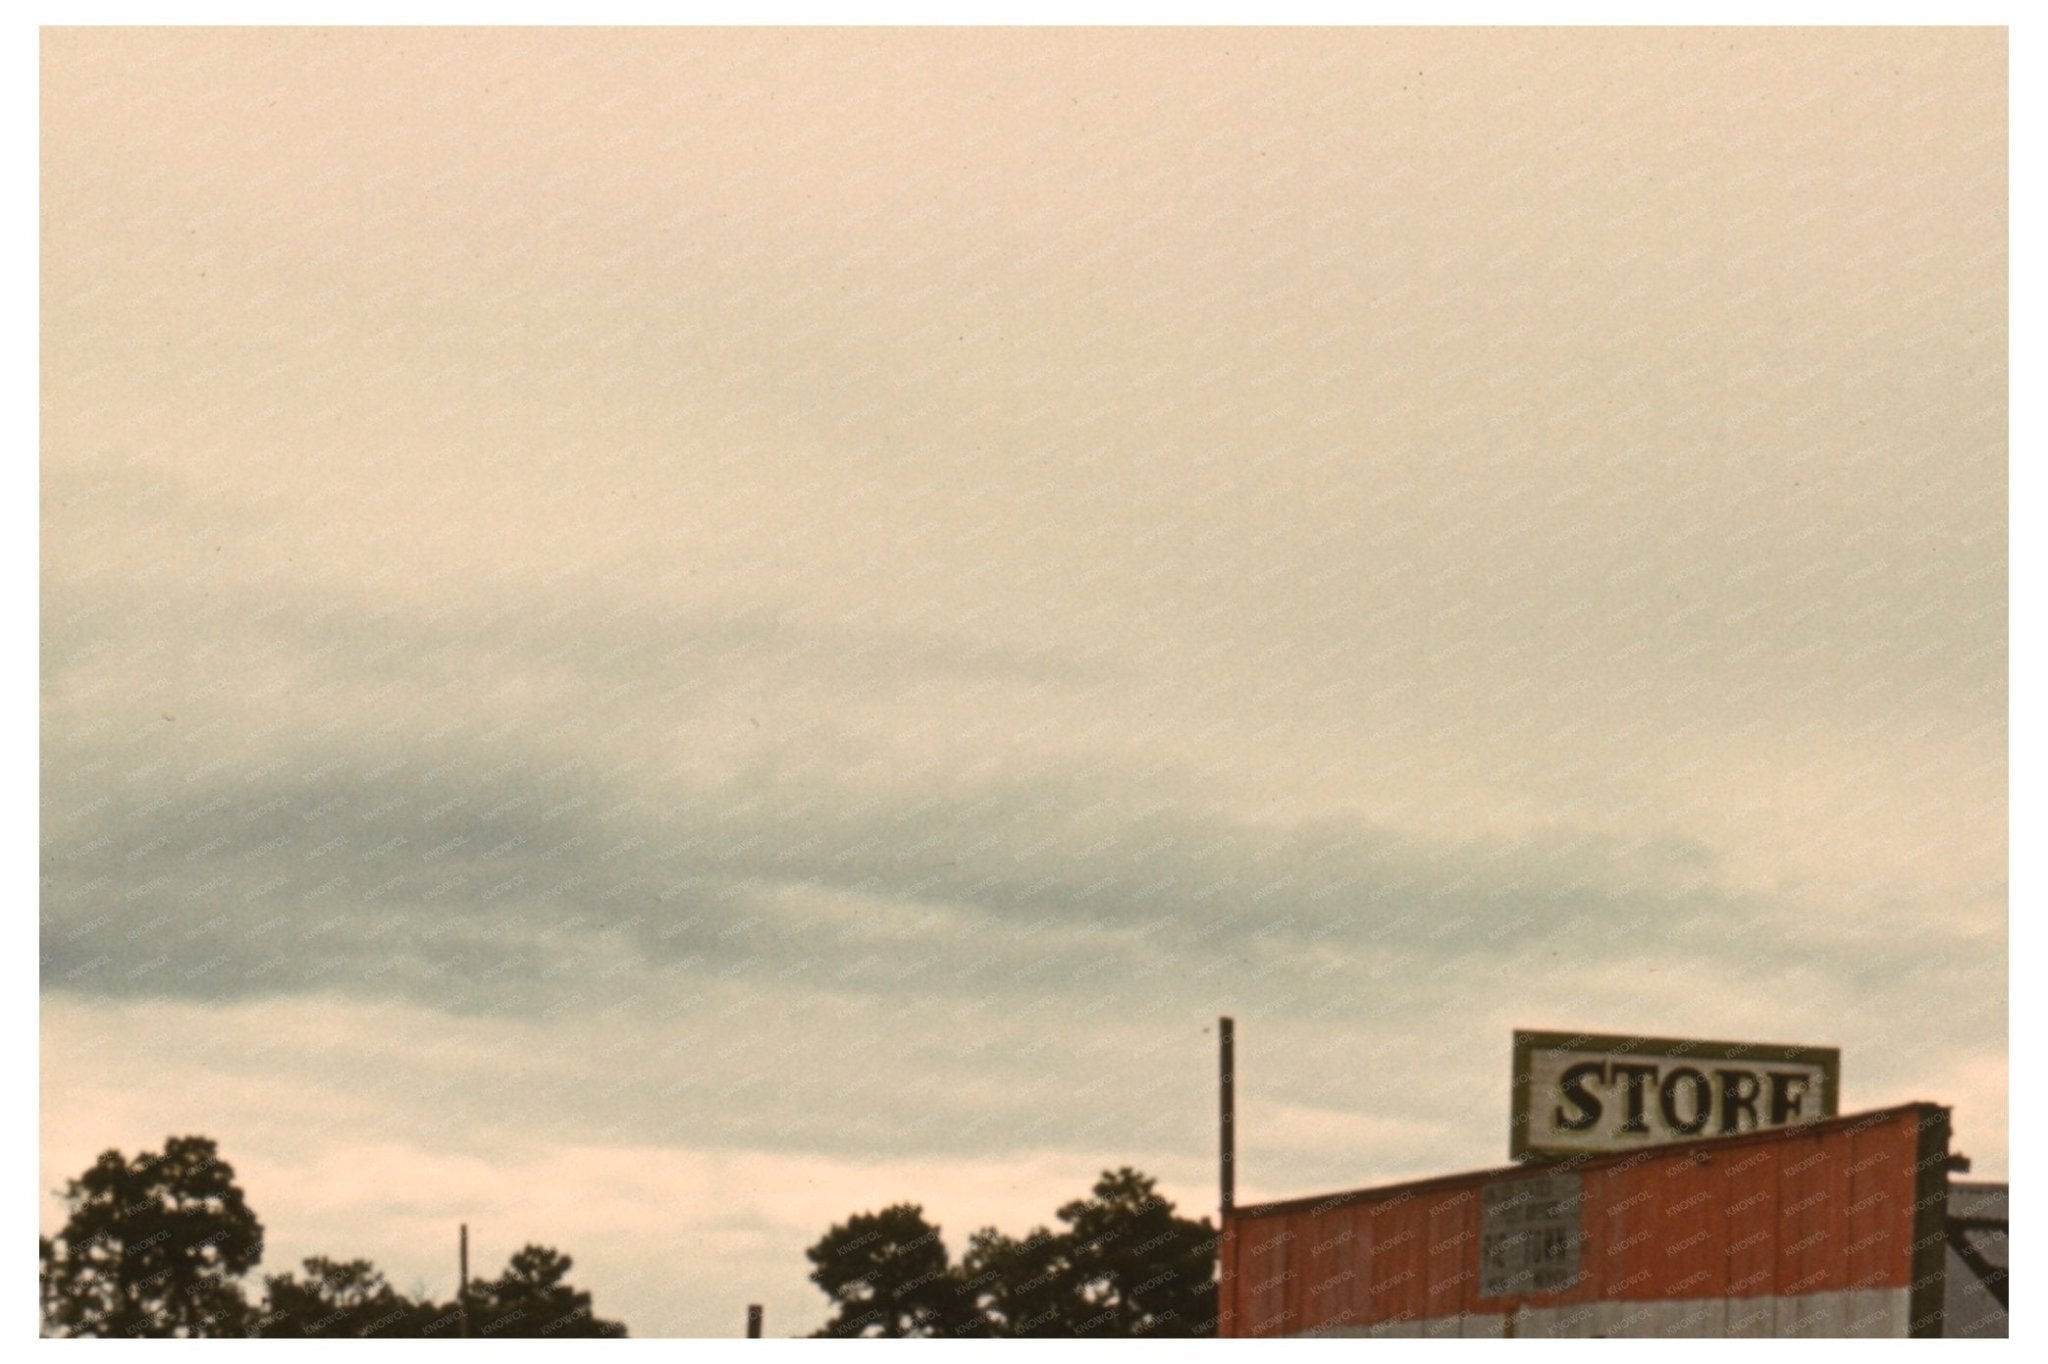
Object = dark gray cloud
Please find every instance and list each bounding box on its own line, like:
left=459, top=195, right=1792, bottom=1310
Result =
left=43, top=687, right=1899, bottom=1025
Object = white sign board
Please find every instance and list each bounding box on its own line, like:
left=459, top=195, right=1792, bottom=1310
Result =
left=1511, top=1031, right=1840, bottom=1161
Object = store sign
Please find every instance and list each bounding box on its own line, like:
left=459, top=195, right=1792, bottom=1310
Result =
left=1511, top=1031, right=1840, bottom=1161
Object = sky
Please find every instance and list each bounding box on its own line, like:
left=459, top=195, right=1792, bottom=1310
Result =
left=39, top=26, right=2006, bottom=1339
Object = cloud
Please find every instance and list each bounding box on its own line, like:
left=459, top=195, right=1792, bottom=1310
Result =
left=46, top=641, right=1861, bottom=1021
left=42, top=551, right=2000, bottom=1071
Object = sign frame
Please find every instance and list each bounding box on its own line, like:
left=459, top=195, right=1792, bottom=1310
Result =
left=1510, top=1029, right=1842, bottom=1162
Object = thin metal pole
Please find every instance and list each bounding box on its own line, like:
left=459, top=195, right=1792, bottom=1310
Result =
left=459, top=1223, right=470, bottom=1339
left=1220, top=1015, right=1235, bottom=1216
left=747, top=1304, right=764, bottom=1338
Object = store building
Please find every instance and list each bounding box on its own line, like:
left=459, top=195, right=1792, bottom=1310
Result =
left=1215, top=1029, right=2005, bottom=1338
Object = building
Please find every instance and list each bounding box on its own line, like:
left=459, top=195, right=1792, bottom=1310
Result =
left=1218, top=1102, right=1985, bottom=1338
left=1944, top=1180, right=2008, bottom=1337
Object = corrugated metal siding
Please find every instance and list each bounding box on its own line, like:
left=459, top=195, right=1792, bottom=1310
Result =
left=1943, top=1181, right=2007, bottom=1338
left=1222, top=1103, right=1944, bottom=1338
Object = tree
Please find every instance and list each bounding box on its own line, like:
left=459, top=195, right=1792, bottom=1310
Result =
left=806, top=1204, right=986, bottom=1337
left=808, top=1170, right=1218, bottom=1339
left=40, top=1135, right=264, bottom=1337
left=470, top=1244, right=628, bottom=1338
left=254, top=1256, right=451, bottom=1338
left=961, top=1224, right=1075, bottom=1336
left=42, top=1134, right=630, bottom=1339
left=1055, top=1168, right=1217, bottom=1337
left=251, top=1244, right=625, bottom=1338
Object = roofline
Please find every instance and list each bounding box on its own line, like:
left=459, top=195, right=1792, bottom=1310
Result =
left=1228, top=1102, right=1951, bottom=1222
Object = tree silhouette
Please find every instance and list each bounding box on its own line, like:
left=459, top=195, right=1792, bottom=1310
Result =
left=470, top=1243, right=628, bottom=1338
left=255, top=1256, right=449, bottom=1338
left=40, top=1135, right=264, bottom=1337
left=961, top=1223, right=1075, bottom=1336
left=252, top=1245, right=624, bottom=1338
left=809, top=1170, right=1217, bottom=1338
left=806, top=1204, right=986, bottom=1337
left=1055, top=1167, right=1217, bottom=1336
left=43, top=1134, right=628, bottom=1338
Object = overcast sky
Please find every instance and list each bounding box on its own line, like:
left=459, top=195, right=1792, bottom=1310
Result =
left=40, top=27, right=2005, bottom=1338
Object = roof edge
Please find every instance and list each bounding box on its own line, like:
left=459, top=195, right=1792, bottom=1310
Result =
left=1230, top=1101, right=1951, bottom=1222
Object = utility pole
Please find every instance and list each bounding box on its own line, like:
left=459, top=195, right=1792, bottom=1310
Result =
left=747, top=1303, right=763, bottom=1338
left=1220, top=1015, right=1235, bottom=1216
left=1217, top=1015, right=1238, bottom=1341
left=459, top=1223, right=470, bottom=1339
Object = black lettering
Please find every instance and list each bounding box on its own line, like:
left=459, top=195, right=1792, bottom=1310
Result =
left=1552, top=1061, right=1606, bottom=1132
left=1610, top=1062, right=1659, bottom=1134
left=1768, top=1071, right=1810, bottom=1125
left=1717, top=1069, right=1762, bottom=1134
left=1659, top=1067, right=1711, bottom=1135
